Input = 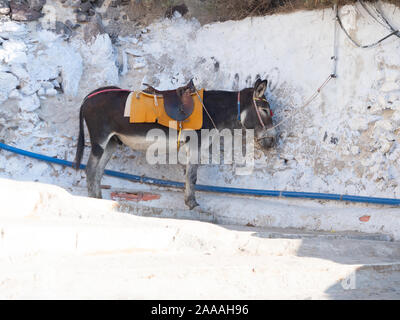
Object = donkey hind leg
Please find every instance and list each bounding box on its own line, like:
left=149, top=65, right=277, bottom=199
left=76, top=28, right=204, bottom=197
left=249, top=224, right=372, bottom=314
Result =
left=86, top=137, right=118, bottom=199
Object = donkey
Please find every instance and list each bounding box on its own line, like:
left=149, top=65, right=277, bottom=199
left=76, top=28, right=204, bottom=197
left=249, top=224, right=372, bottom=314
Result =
left=74, top=79, right=276, bottom=209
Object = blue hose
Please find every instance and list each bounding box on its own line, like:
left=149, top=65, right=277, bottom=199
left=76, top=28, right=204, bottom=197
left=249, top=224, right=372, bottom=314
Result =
left=1, top=142, right=399, bottom=206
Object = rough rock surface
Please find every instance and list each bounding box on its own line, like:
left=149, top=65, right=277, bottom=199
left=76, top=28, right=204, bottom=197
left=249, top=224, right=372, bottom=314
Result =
left=9, top=0, right=45, bottom=21
left=0, top=0, right=10, bottom=15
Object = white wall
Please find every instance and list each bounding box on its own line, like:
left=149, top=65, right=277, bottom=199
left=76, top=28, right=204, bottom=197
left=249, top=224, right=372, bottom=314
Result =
left=1, top=2, right=400, bottom=200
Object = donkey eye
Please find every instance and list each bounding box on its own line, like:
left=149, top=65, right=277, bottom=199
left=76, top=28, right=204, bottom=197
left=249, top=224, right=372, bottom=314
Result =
left=259, top=108, right=273, bottom=117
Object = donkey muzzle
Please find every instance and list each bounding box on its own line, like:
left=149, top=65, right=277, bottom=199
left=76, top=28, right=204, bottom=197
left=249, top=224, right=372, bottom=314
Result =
left=257, top=127, right=277, bottom=149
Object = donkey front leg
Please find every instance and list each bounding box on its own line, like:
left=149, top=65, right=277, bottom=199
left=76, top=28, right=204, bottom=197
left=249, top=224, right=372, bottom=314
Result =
left=184, top=163, right=199, bottom=209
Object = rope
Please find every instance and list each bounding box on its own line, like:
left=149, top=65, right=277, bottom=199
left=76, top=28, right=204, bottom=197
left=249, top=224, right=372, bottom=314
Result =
left=194, top=88, right=218, bottom=130
left=263, top=5, right=338, bottom=133
left=265, top=74, right=334, bottom=132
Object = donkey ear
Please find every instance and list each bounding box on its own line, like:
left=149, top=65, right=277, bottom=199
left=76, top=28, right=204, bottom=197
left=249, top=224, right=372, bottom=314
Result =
left=254, top=79, right=268, bottom=98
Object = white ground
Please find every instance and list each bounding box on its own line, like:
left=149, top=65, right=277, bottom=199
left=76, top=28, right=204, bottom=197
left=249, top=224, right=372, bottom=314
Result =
left=1, top=178, right=400, bottom=299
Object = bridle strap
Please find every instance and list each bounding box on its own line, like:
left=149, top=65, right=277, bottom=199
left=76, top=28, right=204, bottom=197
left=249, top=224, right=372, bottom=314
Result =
left=238, top=91, right=270, bottom=129
left=237, top=91, right=241, bottom=121
left=254, top=97, right=273, bottom=117
left=237, top=93, right=275, bottom=143
left=253, top=96, right=266, bottom=129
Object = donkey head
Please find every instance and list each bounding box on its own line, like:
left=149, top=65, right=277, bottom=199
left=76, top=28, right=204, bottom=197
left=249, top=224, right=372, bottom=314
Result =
left=241, top=79, right=276, bottom=149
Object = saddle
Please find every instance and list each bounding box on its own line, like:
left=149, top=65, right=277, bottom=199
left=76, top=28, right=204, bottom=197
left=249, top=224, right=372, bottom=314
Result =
left=142, top=79, right=196, bottom=121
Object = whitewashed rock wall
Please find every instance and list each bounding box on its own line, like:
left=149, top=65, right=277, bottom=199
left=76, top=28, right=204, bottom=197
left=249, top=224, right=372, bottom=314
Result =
left=1, top=2, right=400, bottom=200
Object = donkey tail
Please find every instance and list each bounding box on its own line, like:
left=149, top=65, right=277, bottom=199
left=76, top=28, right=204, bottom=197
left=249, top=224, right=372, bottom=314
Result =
left=74, top=102, right=85, bottom=170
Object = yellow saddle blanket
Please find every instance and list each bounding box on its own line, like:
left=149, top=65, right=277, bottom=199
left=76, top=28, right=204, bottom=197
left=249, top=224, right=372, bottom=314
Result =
left=124, top=89, right=204, bottom=130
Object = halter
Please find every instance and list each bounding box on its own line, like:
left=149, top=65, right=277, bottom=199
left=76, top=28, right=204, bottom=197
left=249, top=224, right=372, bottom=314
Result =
left=237, top=91, right=273, bottom=128
left=254, top=97, right=273, bottom=117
